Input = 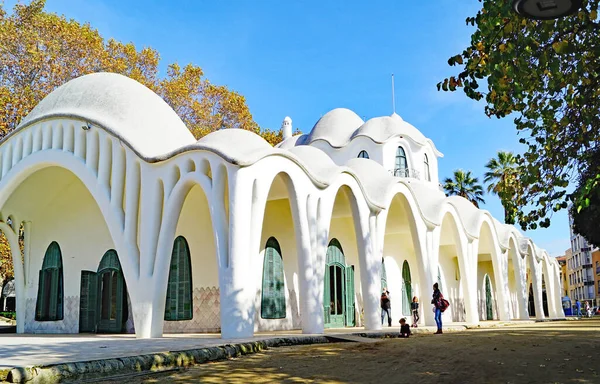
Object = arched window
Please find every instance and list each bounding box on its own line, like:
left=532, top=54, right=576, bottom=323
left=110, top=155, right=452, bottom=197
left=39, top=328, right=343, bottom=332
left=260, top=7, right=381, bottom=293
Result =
left=401, top=261, right=412, bottom=316
left=424, top=154, right=431, bottom=181
left=395, top=146, right=408, bottom=176
left=35, top=242, right=64, bottom=321
left=165, top=236, right=193, bottom=321
left=261, top=237, right=286, bottom=319
left=358, top=150, right=369, bottom=159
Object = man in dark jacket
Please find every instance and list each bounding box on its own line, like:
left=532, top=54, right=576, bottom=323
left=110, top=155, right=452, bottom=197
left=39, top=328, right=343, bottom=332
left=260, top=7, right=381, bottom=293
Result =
left=381, top=289, right=392, bottom=327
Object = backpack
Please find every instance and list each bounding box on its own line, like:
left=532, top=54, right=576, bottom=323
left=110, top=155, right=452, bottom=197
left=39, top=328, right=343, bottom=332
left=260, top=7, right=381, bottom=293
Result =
left=439, top=298, right=450, bottom=312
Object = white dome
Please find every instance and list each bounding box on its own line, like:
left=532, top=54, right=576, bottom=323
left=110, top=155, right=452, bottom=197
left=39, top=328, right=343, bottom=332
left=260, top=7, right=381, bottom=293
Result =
left=19, top=72, right=196, bottom=158
left=306, top=108, right=364, bottom=147
left=352, top=113, right=427, bottom=145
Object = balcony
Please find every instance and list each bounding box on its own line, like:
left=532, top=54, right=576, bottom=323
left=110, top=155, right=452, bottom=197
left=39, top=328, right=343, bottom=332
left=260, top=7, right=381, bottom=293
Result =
left=584, top=280, right=595, bottom=286
left=391, top=167, right=421, bottom=180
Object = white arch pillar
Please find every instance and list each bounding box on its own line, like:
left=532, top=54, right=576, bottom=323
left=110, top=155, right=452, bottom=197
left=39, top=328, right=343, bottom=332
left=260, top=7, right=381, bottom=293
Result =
left=529, top=254, right=545, bottom=320
left=295, top=194, right=324, bottom=334
left=492, top=249, right=511, bottom=321
left=462, top=239, right=479, bottom=325
left=359, top=212, right=383, bottom=331
left=0, top=220, right=24, bottom=333
left=219, top=169, right=255, bottom=339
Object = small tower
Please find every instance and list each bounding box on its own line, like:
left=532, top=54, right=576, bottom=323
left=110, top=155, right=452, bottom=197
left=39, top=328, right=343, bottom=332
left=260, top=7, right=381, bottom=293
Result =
left=281, top=116, right=292, bottom=140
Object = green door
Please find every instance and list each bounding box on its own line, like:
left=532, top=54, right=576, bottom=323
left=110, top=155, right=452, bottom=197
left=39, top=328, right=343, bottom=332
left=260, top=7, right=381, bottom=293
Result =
left=96, top=250, right=128, bottom=333
left=79, top=271, right=98, bottom=333
left=402, top=261, right=412, bottom=316
left=485, top=275, right=493, bottom=320
left=324, top=239, right=355, bottom=328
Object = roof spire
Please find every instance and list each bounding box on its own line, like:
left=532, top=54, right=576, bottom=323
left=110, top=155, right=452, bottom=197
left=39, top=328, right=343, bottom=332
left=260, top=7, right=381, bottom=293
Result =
left=391, top=73, right=396, bottom=114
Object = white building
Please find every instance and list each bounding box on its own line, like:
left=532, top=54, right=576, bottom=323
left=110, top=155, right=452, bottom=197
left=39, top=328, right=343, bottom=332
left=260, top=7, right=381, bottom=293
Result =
left=0, top=73, right=563, bottom=339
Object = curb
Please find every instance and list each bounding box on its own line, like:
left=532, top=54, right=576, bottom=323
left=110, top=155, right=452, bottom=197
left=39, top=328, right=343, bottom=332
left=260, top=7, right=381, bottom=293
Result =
left=4, top=336, right=330, bottom=383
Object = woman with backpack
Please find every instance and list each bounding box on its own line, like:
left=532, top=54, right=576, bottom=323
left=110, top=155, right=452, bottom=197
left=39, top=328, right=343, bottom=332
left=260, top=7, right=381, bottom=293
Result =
left=431, top=283, right=448, bottom=334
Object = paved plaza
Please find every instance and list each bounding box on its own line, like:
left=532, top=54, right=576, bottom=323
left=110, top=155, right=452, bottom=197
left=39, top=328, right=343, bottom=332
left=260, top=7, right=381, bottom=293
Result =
left=100, top=319, right=600, bottom=384
left=0, top=323, right=487, bottom=370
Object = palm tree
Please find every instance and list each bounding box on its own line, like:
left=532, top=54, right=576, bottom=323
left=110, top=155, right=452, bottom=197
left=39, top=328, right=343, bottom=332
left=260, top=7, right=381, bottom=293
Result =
left=484, top=151, right=520, bottom=224
left=443, top=169, right=486, bottom=208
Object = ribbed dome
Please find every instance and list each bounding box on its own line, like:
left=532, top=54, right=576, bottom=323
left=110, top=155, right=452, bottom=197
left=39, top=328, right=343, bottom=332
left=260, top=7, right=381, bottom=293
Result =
left=306, top=108, right=365, bottom=147
left=19, top=72, right=196, bottom=158
left=352, top=113, right=427, bottom=145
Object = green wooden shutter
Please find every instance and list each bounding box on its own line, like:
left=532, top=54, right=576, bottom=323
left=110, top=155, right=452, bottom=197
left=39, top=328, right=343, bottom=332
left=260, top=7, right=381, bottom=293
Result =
left=79, top=271, right=98, bottom=332
left=35, top=270, right=46, bottom=321
left=485, top=275, right=493, bottom=320
left=323, top=265, right=331, bottom=324
left=381, top=260, right=388, bottom=291
left=165, top=236, right=193, bottom=321
left=345, top=265, right=355, bottom=326
left=48, top=268, right=59, bottom=320
left=402, top=261, right=412, bottom=316
left=273, top=243, right=285, bottom=317
left=115, top=271, right=124, bottom=330
left=261, top=237, right=285, bottom=319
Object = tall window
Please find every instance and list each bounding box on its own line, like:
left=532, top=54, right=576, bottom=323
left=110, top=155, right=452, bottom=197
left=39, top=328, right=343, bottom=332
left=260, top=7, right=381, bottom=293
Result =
left=165, top=236, right=193, bottom=321
left=424, top=154, right=431, bottom=181
left=35, top=242, right=64, bottom=321
left=261, top=237, right=286, bottom=319
left=358, top=150, right=369, bottom=159
left=395, top=146, right=408, bottom=176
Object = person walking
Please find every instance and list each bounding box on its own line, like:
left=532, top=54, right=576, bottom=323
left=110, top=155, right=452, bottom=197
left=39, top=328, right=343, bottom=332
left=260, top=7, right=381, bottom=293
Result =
left=381, top=289, right=392, bottom=327
left=431, top=283, right=444, bottom=334
left=576, top=299, right=582, bottom=318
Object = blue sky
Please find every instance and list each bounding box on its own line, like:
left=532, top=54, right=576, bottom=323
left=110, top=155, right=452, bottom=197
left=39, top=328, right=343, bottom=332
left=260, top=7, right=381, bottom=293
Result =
left=7, top=0, right=571, bottom=255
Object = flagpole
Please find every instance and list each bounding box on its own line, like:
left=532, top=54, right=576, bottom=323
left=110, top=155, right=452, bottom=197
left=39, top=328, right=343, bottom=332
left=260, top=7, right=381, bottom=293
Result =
left=391, top=73, right=396, bottom=114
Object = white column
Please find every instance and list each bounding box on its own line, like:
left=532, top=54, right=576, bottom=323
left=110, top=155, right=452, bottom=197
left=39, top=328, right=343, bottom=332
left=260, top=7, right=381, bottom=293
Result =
left=420, top=229, right=437, bottom=327
left=219, top=170, right=255, bottom=339
left=359, top=213, right=383, bottom=331
left=295, top=194, right=323, bottom=334
left=512, top=251, right=529, bottom=320
left=461, top=239, right=479, bottom=325
left=493, top=250, right=511, bottom=321
left=530, top=255, right=545, bottom=320
left=1, top=221, right=24, bottom=333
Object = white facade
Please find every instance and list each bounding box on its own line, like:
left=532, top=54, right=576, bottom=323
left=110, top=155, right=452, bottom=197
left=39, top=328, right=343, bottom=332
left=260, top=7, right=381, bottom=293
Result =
left=0, top=73, right=564, bottom=339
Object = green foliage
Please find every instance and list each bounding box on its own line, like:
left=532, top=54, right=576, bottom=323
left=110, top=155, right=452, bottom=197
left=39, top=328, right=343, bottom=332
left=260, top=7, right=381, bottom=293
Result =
left=0, top=1, right=289, bottom=145
left=570, top=148, right=600, bottom=245
left=484, top=151, right=521, bottom=224
left=443, top=169, right=486, bottom=208
left=0, top=311, right=16, bottom=320
left=439, top=0, right=600, bottom=230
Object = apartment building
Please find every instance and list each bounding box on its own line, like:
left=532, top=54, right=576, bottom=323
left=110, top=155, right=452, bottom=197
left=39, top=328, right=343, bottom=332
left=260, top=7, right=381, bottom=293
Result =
left=567, top=212, right=597, bottom=304
left=593, top=249, right=600, bottom=307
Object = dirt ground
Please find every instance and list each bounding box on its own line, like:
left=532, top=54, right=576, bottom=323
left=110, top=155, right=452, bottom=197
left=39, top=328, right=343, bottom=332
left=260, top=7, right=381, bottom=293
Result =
left=101, top=319, right=600, bottom=384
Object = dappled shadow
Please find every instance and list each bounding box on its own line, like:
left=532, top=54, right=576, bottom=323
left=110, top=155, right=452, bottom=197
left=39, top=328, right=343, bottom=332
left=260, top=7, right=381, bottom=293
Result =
left=106, top=319, right=600, bottom=384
